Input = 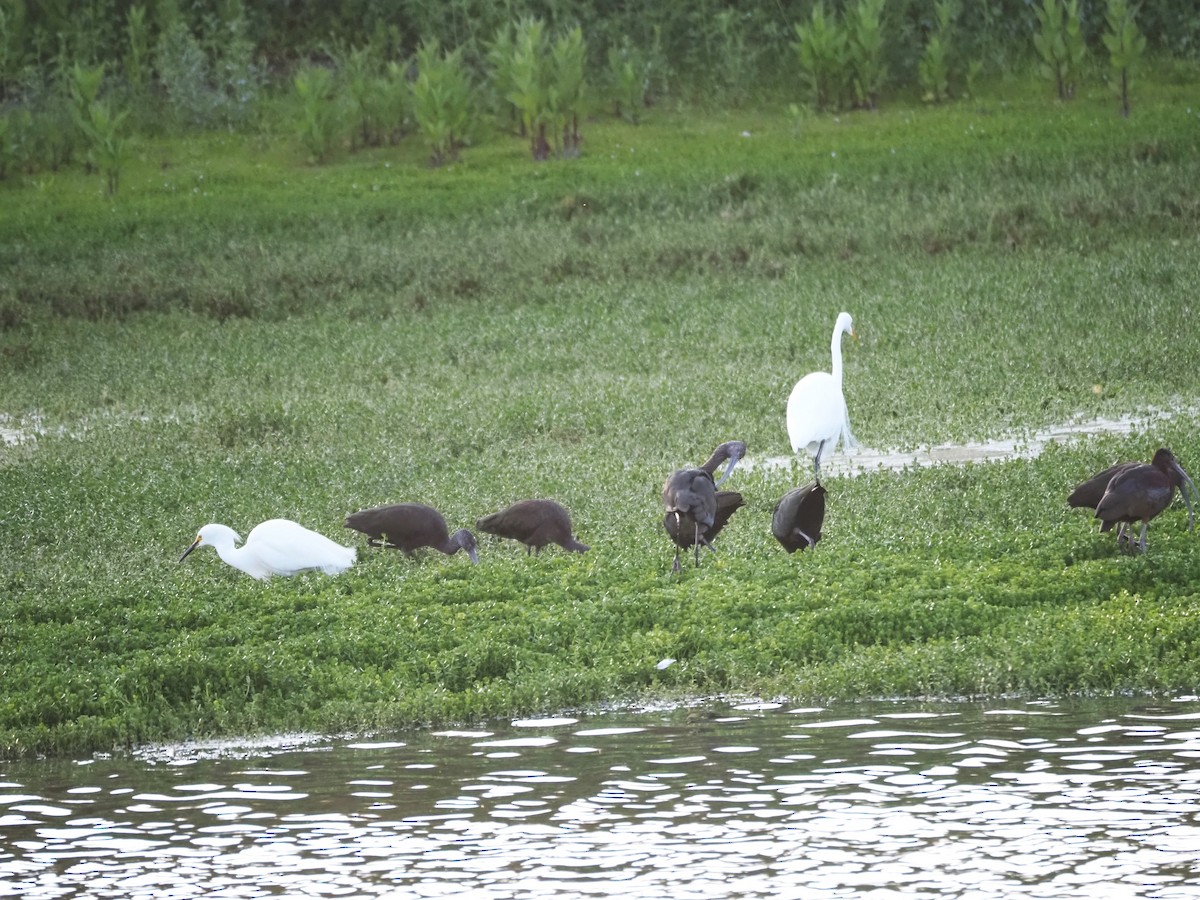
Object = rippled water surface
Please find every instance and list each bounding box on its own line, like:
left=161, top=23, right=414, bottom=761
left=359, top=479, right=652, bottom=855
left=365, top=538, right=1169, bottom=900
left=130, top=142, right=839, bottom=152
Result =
left=4, top=698, right=1200, bottom=898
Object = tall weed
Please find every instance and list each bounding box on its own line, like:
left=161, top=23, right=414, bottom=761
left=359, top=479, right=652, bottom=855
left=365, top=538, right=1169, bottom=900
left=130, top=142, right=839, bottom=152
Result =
left=606, top=35, right=652, bottom=123
left=792, top=3, right=848, bottom=112
left=409, top=39, right=473, bottom=166
left=1103, top=0, right=1147, bottom=117
left=294, top=65, right=343, bottom=163
left=1034, top=0, right=1086, bottom=100
left=847, top=0, right=887, bottom=109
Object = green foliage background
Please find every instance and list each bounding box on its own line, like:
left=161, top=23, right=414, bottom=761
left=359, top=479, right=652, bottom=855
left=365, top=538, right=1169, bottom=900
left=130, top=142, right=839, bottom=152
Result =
left=1, top=5, right=1200, bottom=758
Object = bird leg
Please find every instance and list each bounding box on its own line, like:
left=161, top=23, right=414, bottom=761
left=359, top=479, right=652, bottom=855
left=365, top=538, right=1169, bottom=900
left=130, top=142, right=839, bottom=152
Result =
left=693, top=520, right=701, bottom=567
left=1137, top=521, right=1149, bottom=553
left=812, top=440, right=826, bottom=480
left=672, top=548, right=682, bottom=573
left=796, top=528, right=815, bottom=549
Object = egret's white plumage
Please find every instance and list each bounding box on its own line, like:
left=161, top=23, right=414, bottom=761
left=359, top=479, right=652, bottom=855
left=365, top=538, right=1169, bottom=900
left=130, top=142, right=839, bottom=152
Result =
left=786, top=311, right=857, bottom=478
left=180, top=519, right=356, bottom=580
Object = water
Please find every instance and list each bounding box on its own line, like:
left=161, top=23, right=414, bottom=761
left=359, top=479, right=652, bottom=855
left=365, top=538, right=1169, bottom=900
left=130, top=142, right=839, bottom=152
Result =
left=749, top=411, right=1183, bottom=479
left=4, top=698, right=1200, bottom=899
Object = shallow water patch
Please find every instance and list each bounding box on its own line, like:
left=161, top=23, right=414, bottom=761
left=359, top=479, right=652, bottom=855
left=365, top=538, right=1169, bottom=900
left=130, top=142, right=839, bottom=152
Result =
left=751, top=409, right=1193, bottom=478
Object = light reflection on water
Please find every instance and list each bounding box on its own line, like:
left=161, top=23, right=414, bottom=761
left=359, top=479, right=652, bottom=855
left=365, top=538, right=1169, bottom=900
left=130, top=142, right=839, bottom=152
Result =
left=3, top=698, right=1200, bottom=899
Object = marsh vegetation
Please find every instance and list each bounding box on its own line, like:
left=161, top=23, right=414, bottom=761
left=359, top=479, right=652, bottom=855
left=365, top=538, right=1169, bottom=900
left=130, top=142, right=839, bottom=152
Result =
left=2, top=2, right=1200, bottom=758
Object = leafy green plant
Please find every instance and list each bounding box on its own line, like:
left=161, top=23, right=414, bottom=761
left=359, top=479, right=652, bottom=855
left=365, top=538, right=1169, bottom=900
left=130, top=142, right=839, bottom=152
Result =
left=551, top=26, right=587, bottom=157
left=409, top=39, right=473, bottom=166
left=205, top=0, right=263, bottom=129
left=339, top=45, right=383, bottom=149
left=0, top=110, right=17, bottom=180
left=123, top=5, right=150, bottom=101
left=507, top=18, right=552, bottom=160
left=68, top=63, right=128, bottom=195
left=847, top=0, right=887, bottom=109
left=155, top=20, right=218, bottom=130
left=1103, top=0, right=1147, bottom=118
left=706, top=9, right=758, bottom=106
left=607, top=36, right=650, bottom=124
left=919, top=0, right=960, bottom=103
left=294, top=64, right=343, bottom=164
left=792, top=3, right=848, bottom=112
left=0, top=0, right=30, bottom=88
left=1034, top=0, right=1086, bottom=101
left=487, top=23, right=522, bottom=134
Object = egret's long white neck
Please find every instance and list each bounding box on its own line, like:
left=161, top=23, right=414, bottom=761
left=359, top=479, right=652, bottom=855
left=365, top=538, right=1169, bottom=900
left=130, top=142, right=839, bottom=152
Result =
left=214, top=539, right=251, bottom=576
left=830, top=324, right=844, bottom=388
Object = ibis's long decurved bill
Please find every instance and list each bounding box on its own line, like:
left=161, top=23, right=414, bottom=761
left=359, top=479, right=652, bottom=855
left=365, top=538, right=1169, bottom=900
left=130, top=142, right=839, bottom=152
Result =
left=1174, top=462, right=1198, bottom=530
left=715, top=444, right=745, bottom=487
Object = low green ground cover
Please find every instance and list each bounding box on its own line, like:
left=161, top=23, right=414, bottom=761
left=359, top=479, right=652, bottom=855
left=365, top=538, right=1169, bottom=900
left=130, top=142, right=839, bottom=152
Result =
left=2, top=74, right=1199, bottom=757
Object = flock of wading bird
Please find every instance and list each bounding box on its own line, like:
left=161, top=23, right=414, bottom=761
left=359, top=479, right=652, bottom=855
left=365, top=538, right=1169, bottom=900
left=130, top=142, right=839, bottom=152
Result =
left=179, top=312, right=1199, bottom=581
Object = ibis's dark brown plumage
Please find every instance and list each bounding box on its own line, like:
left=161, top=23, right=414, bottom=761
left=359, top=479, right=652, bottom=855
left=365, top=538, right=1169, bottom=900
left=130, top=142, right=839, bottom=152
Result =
left=476, top=499, right=589, bottom=555
left=663, top=490, right=745, bottom=551
left=772, top=481, right=827, bottom=552
left=1067, top=461, right=1142, bottom=512
left=1093, top=448, right=1197, bottom=552
left=344, top=502, right=479, bottom=563
left=661, top=440, right=746, bottom=573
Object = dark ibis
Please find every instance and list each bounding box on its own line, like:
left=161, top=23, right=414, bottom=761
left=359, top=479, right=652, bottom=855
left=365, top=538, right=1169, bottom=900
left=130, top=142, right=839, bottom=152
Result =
left=476, top=499, right=589, bottom=555
left=344, top=502, right=479, bottom=563
left=1093, top=448, right=1197, bottom=552
left=663, top=490, right=745, bottom=554
left=662, top=440, right=746, bottom=572
left=772, top=481, right=827, bottom=552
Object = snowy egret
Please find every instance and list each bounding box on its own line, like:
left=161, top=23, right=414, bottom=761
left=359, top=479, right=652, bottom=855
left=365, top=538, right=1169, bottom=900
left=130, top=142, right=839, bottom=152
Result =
left=476, top=499, right=589, bottom=555
left=661, top=440, right=746, bottom=572
left=1094, top=448, right=1197, bottom=552
left=772, top=481, right=827, bottom=553
left=786, top=311, right=857, bottom=478
left=179, top=519, right=356, bottom=581
left=344, top=502, right=479, bottom=564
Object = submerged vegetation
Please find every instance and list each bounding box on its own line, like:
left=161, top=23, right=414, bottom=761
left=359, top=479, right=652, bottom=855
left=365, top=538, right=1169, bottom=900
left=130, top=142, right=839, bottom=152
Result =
left=1, top=2, right=1200, bottom=758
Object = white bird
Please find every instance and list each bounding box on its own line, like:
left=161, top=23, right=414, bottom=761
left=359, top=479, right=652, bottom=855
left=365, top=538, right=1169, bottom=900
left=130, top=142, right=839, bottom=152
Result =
left=786, top=311, right=858, bottom=479
left=180, top=519, right=356, bottom=581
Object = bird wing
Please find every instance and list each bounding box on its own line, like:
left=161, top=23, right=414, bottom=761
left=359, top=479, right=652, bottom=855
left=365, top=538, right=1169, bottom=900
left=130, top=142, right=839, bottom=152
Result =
left=664, top=470, right=716, bottom=525
left=247, top=519, right=352, bottom=576
left=1068, top=462, right=1136, bottom=509
left=1096, top=466, right=1171, bottom=522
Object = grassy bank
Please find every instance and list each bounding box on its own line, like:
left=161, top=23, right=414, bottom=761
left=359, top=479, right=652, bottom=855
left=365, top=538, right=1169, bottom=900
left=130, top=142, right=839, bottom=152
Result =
left=2, top=74, right=1200, bottom=757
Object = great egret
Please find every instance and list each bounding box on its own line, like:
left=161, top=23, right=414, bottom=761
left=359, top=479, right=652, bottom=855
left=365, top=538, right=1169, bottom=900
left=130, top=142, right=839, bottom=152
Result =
left=476, top=499, right=589, bottom=555
left=786, top=311, right=857, bottom=478
left=771, top=481, right=827, bottom=553
left=179, top=519, right=356, bottom=580
left=1094, top=448, right=1197, bottom=552
left=661, top=440, right=746, bottom=572
left=344, top=502, right=479, bottom=563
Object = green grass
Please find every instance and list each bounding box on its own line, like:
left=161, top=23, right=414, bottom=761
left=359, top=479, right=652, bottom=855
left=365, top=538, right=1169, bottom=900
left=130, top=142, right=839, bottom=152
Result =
left=2, top=72, right=1200, bottom=757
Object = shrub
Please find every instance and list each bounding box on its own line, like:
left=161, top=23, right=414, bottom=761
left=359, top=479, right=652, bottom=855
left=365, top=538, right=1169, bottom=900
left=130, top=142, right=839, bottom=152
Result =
left=919, top=0, right=959, bottom=103
left=1034, top=0, right=1086, bottom=100
left=68, top=62, right=128, bottom=195
left=606, top=35, right=651, bottom=124
left=155, top=21, right=218, bottom=130
left=847, top=0, right=887, bottom=109
left=409, top=39, right=473, bottom=166
left=551, top=26, right=587, bottom=157
left=1103, top=0, right=1147, bottom=117
left=792, top=2, right=848, bottom=112
left=293, top=64, right=343, bottom=163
